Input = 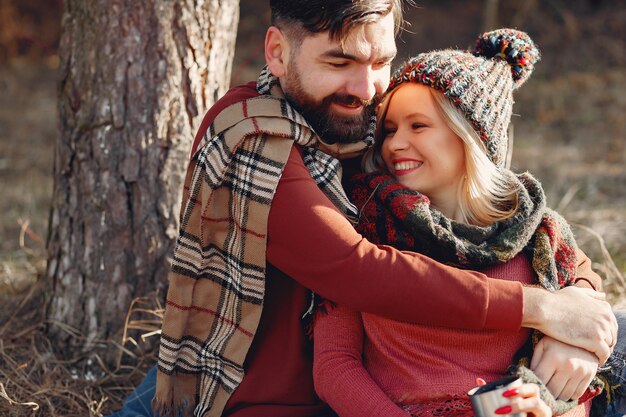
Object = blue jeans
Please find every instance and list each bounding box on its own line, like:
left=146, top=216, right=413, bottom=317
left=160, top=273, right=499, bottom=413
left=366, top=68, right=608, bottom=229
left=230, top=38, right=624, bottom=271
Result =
left=107, top=366, right=161, bottom=417
left=107, top=311, right=626, bottom=417
left=603, top=310, right=626, bottom=416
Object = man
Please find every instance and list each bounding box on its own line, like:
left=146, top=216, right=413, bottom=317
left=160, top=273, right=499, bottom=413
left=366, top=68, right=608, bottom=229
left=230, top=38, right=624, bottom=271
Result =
left=111, top=1, right=617, bottom=416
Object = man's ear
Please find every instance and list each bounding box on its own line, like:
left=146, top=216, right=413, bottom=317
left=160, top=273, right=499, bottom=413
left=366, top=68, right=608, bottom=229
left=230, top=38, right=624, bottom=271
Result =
left=265, top=26, right=287, bottom=77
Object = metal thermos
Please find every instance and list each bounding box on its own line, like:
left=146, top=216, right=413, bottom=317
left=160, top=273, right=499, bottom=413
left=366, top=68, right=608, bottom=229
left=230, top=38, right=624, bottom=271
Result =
left=467, top=376, right=524, bottom=417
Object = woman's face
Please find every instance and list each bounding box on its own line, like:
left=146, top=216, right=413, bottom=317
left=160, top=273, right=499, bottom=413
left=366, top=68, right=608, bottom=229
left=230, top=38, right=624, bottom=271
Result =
left=381, top=83, right=466, bottom=210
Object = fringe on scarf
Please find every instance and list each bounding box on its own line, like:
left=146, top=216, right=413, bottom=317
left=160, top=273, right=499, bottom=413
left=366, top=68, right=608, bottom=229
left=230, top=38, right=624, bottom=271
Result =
left=153, top=370, right=196, bottom=417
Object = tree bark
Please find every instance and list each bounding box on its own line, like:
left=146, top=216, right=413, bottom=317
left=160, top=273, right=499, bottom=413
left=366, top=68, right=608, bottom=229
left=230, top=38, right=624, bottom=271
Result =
left=46, top=0, right=239, bottom=361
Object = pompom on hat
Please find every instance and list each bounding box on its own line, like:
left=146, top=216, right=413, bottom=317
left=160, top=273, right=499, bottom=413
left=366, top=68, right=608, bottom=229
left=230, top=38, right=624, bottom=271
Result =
left=388, top=28, right=540, bottom=167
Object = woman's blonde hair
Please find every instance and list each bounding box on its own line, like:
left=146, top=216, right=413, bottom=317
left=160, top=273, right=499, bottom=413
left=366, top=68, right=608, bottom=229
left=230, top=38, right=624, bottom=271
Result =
left=363, top=86, right=519, bottom=226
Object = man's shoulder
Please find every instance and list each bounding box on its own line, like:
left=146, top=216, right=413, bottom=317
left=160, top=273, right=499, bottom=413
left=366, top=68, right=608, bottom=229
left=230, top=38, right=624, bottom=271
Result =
left=203, top=81, right=260, bottom=128
left=216, top=81, right=260, bottom=112
left=191, top=81, right=259, bottom=155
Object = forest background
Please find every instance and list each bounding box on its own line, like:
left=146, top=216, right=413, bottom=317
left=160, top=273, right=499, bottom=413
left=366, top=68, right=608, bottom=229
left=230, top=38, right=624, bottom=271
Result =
left=0, top=0, right=624, bottom=415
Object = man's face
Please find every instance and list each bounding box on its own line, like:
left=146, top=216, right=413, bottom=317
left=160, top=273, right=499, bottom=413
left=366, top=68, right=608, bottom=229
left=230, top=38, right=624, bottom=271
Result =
left=280, top=13, right=396, bottom=143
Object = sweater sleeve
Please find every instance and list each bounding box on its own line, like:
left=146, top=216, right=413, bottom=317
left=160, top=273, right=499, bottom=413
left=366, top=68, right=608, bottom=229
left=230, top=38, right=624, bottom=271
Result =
left=266, top=146, right=523, bottom=331
left=313, top=305, right=409, bottom=417
left=573, top=248, right=603, bottom=291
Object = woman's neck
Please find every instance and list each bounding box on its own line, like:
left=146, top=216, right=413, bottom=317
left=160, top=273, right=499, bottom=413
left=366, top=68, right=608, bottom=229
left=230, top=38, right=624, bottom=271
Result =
left=430, top=194, right=462, bottom=223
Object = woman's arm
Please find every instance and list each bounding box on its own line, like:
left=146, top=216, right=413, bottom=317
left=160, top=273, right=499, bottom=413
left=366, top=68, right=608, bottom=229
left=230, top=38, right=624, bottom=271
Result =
left=530, top=336, right=598, bottom=400
left=313, top=305, right=409, bottom=417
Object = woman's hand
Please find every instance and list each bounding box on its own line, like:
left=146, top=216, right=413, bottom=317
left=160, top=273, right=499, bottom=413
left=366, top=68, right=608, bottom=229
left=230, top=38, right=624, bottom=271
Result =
left=531, top=336, right=598, bottom=400
left=495, top=383, right=551, bottom=417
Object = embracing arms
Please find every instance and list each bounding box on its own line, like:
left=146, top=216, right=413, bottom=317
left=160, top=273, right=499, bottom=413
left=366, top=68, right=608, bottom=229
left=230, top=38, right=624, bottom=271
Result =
left=525, top=249, right=607, bottom=400
left=522, top=249, right=613, bottom=365
left=267, top=147, right=616, bottom=360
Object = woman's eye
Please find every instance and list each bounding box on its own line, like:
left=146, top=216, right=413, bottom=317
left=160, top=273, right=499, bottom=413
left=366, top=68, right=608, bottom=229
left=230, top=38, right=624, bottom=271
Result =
left=412, top=123, right=425, bottom=130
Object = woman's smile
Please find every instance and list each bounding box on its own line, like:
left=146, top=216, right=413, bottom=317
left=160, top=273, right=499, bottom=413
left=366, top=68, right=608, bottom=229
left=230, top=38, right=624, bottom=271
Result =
left=391, top=158, right=423, bottom=175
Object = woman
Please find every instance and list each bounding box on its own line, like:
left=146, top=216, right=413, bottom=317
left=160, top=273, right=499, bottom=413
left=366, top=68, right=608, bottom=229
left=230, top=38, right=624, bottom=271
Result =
left=312, top=29, right=608, bottom=417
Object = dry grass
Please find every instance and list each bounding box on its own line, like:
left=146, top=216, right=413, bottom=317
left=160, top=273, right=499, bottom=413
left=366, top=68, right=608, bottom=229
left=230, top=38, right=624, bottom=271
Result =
left=0, top=276, right=163, bottom=416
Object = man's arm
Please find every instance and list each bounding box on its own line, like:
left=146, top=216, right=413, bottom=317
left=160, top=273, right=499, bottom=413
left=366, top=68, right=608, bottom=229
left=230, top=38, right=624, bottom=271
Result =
left=267, top=146, right=521, bottom=330
left=266, top=147, right=617, bottom=358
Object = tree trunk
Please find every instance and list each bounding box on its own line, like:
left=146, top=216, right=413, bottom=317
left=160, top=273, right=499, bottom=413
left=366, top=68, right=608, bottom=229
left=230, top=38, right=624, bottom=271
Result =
left=46, top=0, right=239, bottom=362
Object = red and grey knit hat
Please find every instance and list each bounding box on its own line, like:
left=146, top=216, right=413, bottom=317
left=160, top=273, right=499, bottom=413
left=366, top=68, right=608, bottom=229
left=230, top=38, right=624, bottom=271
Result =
left=388, top=28, right=540, bottom=167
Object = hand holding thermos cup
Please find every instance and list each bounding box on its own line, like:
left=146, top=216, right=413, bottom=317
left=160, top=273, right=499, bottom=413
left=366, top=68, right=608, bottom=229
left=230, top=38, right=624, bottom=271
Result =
left=469, top=377, right=552, bottom=417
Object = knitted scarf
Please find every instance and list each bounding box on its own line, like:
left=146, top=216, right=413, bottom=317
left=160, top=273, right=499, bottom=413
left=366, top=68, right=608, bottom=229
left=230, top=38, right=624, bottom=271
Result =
left=348, top=171, right=606, bottom=415
left=155, top=67, right=373, bottom=417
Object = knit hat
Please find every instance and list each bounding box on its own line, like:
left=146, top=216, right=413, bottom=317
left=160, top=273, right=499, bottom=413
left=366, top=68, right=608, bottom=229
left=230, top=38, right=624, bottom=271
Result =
left=388, top=28, right=540, bottom=167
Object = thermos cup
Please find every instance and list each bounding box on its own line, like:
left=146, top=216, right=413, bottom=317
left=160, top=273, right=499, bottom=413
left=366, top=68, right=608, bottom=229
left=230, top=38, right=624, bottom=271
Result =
left=467, top=376, right=524, bottom=417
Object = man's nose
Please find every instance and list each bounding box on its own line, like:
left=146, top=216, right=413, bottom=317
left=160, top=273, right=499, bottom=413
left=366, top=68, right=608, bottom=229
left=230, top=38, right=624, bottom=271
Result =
left=346, top=66, right=382, bottom=102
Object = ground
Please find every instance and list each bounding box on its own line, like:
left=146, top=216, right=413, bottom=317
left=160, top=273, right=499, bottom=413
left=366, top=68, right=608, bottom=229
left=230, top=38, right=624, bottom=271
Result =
left=0, top=0, right=625, bottom=415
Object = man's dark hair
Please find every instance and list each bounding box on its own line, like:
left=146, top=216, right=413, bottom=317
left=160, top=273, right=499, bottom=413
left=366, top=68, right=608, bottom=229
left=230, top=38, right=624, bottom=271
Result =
left=270, top=0, right=409, bottom=41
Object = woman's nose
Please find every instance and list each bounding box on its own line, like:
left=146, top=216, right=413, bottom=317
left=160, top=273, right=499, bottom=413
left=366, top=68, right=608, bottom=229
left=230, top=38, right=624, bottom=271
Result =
left=387, top=130, right=409, bottom=151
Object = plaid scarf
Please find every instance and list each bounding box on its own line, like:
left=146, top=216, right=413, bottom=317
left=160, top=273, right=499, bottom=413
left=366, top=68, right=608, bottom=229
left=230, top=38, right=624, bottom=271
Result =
left=155, top=67, right=373, bottom=417
left=348, top=171, right=608, bottom=415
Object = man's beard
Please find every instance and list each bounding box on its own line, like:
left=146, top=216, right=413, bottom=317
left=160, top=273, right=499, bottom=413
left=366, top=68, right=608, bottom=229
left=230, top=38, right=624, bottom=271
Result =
left=282, top=67, right=381, bottom=144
